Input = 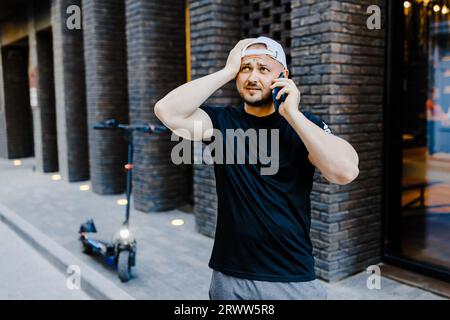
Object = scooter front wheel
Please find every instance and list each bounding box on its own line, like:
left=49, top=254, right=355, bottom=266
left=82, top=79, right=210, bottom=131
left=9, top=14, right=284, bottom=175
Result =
left=118, top=250, right=131, bottom=282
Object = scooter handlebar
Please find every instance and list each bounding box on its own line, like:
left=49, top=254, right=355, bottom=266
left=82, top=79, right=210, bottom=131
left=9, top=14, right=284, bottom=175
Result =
left=93, top=119, right=168, bottom=134
left=93, top=119, right=118, bottom=130
left=147, top=124, right=168, bottom=134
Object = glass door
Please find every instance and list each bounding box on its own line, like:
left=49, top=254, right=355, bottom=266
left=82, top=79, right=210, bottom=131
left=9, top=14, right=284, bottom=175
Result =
left=384, top=0, right=450, bottom=281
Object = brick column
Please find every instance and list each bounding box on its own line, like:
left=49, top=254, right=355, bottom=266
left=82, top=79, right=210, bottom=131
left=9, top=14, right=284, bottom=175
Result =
left=291, top=0, right=385, bottom=281
left=126, top=0, right=190, bottom=211
left=29, top=2, right=59, bottom=172
left=51, top=0, right=89, bottom=181
left=82, top=0, right=129, bottom=194
left=190, top=0, right=242, bottom=237
left=33, top=30, right=58, bottom=172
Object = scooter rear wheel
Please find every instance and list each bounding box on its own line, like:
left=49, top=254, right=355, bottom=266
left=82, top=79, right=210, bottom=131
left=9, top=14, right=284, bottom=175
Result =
left=81, top=242, right=93, bottom=254
left=118, top=250, right=131, bottom=282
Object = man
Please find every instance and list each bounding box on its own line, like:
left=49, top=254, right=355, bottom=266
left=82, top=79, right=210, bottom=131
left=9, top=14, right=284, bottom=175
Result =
left=155, top=37, right=359, bottom=300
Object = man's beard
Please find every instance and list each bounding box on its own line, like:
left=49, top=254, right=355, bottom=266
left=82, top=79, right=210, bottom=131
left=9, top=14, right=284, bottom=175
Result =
left=241, top=90, right=273, bottom=108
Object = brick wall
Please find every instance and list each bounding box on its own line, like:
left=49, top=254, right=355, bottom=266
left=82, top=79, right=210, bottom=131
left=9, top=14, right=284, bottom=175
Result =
left=51, top=0, right=89, bottom=181
left=82, top=0, right=129, bottom=194
left=190, top=0, right=242, bottom=237
left=28, top=0, right=58, bottom=173
left=126, top=0, right=191, bottom=212
left=291, top=0, right=385, bottom=281
left=242, top=0, right=292, bottom=66
left=33, top=29, right=59, bottom=172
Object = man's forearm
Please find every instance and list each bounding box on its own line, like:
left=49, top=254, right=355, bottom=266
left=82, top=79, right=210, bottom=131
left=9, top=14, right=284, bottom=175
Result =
left=283, top=109, right=359, bottom=185
left=155, top=68, right=235, bottom=120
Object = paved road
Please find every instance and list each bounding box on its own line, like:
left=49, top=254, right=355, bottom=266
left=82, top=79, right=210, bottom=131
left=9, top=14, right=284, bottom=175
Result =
left=0, top=220, right=91, bottom=299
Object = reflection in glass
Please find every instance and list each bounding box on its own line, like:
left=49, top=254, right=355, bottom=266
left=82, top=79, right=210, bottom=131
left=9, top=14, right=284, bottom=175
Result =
left=401, top=0, right=450, bottom=270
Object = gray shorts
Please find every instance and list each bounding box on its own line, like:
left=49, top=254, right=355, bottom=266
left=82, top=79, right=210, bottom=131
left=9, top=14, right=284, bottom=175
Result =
left=209, top=270, right=328, bottom=300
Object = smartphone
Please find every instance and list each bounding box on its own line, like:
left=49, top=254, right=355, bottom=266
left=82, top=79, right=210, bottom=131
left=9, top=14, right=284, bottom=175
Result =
left=272, top=72, right=287, bottom=111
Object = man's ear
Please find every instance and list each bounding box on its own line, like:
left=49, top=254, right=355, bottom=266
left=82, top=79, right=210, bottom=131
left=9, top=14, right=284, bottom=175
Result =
left=283, top=69, right=289, bottom=78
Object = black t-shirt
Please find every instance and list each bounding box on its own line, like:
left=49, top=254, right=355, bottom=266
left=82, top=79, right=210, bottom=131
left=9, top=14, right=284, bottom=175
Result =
left=199, top=103, right=332, bottom=282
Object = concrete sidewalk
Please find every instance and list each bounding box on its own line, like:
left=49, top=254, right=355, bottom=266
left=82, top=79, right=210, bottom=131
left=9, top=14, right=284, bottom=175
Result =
left=0, top=219, right=90, bottom=299
left=0, top=157, right=446, bottom=300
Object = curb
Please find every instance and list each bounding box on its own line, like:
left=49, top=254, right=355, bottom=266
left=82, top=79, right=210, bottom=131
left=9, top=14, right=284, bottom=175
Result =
left=0, top=202, right=135, bottom=300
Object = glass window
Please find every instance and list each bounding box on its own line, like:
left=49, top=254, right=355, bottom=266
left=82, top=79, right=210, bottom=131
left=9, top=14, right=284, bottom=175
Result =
left=400, top=0, right=450, bottom=270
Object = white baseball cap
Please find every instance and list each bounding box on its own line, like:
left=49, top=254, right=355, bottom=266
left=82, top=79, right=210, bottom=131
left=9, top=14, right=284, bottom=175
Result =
left=241, top=36, right=287, bottom=69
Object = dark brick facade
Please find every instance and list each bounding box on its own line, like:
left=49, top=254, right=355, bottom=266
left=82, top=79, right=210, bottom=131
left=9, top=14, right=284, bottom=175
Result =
left=290, top=0, right=385, bottom=281
left=51, top=0, right=89, bottom=182
left=125, top=0, right=191, bottom=212
left=31, top=29, right=59, bottom=172
left=82, top=0, right=129, bottom=194
left=242, top=0, right=292, bottom=66
left=26, top=0, right=58, bottom=173
left=190, top=0, right=242, bottom=237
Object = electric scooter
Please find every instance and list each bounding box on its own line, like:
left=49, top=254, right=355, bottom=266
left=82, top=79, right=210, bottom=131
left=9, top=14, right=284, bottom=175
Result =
left=79, top=119, right=167, bottom=282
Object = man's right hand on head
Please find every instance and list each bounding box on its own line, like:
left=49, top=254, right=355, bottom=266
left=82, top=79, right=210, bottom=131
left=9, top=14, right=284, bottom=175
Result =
left=223, top=38, right=256, bottom=78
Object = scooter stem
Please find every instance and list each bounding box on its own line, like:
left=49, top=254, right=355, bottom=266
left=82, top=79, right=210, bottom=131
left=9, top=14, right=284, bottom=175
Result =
left=124, top=132, right=133, bottom=225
